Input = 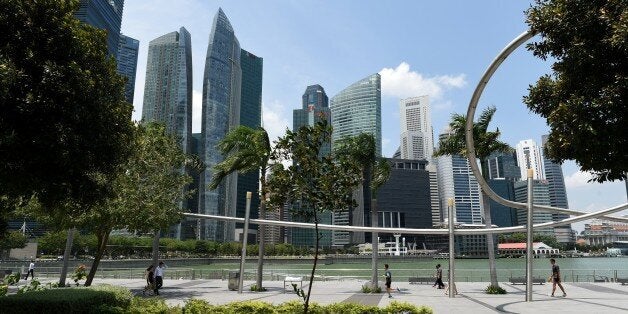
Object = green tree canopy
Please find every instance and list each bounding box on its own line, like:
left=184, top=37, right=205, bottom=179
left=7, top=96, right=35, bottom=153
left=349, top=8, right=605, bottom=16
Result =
left=0, top=0, right=134, bottom=220
left=525, top=0, right=627, bottom=182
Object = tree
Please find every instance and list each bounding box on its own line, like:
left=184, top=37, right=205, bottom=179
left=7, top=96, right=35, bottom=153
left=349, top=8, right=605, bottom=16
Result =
left=267, top=119, right=362, bottom=313
left=209, top=126, right=271, bottom=291
left=0, top=0, right=135, bottom=223
left=79, top=123, right=192, bottom=286
left=524, top=0, right=627, bottom=182
left=334, top=134, right=391, bottom=290
left=0, top=231, right=27, bottom=258
left=434, top=106, right=510, bottom=290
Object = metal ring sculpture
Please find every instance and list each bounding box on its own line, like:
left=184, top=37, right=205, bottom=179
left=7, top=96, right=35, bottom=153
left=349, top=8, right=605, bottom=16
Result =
left=464, top=30, right=628, bottom=224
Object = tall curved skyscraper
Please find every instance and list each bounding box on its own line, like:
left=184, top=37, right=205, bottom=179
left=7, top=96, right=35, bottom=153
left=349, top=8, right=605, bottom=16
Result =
left=200, top=9, right=242, bottom=241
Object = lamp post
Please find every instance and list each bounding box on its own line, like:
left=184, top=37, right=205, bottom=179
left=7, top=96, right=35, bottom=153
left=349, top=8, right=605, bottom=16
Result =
left=238, top=192, right=252, bottom=294
left=448, top=198, right=456, bottom=298
left=526, top=169, right=534, bottom=301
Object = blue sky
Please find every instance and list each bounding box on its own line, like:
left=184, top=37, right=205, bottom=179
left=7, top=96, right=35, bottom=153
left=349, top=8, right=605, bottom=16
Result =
left=121, top=0, right=626, bottom=232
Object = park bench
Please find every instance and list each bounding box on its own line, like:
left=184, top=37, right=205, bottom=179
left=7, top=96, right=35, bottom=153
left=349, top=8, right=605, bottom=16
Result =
left=408, top=277, right=434, bottom=284
left=284, top=276, right=303, bottom=293
left=593, top=275, right=609, bottom=283
left=509, top=277, right=545, bottom=285
left=616, top=278, right=628, bottom=285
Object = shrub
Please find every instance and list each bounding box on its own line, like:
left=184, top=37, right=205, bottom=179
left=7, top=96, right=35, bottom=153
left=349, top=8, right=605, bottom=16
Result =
left=126, top=297, right=181, bottom=314
left=0, top=285, right=132, bottom=313
left=385, top=301, right=433, bottom=314
left=17, top=279, right=45, bottom=294
left=325, top=302, right=380, bottom=313
left=71, top=265, right=87, bottom=286
left=183, top=299, right=217, bottom=314
left=0, top=285, right=7, bottom=297
left=361, top=283, right=382, bottom=293
left=250, top=284, right=267, bottom=292
left=485, top=285, right=507, bottom=294
left=3, top=272, right=20, bottom=286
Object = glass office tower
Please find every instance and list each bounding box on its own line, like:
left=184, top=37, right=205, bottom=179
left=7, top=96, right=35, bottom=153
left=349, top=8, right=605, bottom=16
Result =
left=117, top=34, right=139, bottom=103
left=75, top=0, right=124, bottom=58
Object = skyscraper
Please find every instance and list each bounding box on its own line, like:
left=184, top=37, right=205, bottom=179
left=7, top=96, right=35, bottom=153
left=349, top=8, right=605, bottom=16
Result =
left=399, top=96, right=434, bottom=161
left=516, top=139, right=544, bottom=180
left=141, top=27, right=193, bottom=155
left=236, top=49, right=263, bottom=235
left=199, top=9, right=242, bottom=242
left=117, top=34, right=139, bottom=103
left=514, top=180, right=554, bottom=235
left=541, top=135, right=573, bottom=243
left=436, top=130, right=483, bottom=224
left=291, top=85, right=333, bottom=248
left=486, top=150, right=520, bottom=227
left=74, top=0, right=124, bottom=58
left=330, top=73, right=382, bottom=156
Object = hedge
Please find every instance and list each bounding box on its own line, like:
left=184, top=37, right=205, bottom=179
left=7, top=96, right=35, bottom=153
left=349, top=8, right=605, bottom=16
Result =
left=0, top=285, right=132, bottom=314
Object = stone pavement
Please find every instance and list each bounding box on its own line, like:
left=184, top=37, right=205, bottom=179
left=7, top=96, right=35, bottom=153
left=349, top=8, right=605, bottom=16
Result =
left=20, top=278, right=628, bottom=313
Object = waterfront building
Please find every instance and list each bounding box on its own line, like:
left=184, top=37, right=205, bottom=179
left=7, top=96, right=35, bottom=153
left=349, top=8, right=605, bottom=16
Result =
left=74, top=0, right=124, bottom=58
left=541, top=135, right=573, bottom=243
left=199, top=9, right=242, bottom=242
left=235, top=49, right=263, bottom=238
left=330, top=73, right=381, bottom=246
left=290, top=85, right=333, bottom=248
left=117, top=34, right=139, bottom=103
left=514, top=179, right=554, bottom=235
left=498, top=242, right=560, bottom=257
left=330, top=73, right=382, bottom=156
left=376, top=158, right=432, bottom=247
left=515, top=139, right=544, bottom=180
left=581, top=218, right=628, bottom=246
left=399, top=96, right=433, bottom=161
left=141, top=27, right=193, bottom=155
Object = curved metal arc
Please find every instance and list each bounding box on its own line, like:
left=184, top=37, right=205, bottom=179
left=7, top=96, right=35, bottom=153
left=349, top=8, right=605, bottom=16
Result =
left=463, top=30, right=628, bottom=224
left=183, top=202, right=627, bottom=236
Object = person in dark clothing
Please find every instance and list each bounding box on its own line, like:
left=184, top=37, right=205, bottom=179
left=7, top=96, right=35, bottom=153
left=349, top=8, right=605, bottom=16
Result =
left=144, top=265, right=155, bottom=296
left=550, top=258, right=566, bottom=297
left=433, top=264, right=445, bottom=289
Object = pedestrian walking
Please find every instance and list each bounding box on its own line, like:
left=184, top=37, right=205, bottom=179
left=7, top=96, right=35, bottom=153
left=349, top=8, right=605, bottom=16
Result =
left=153, top=261, right=166, bottom=295
left=549, top=258, right=566, bottom=297
left=433, top=264, right=445, bottom=289
left=24, top=261, right=35, bottom=280
left=144, top=265, right=155, bottom=296
left=383, top=264, right=400, bottom=298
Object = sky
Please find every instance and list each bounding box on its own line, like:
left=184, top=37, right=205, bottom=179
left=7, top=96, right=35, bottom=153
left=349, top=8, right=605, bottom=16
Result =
left=120, top=0, right=626, bottom=232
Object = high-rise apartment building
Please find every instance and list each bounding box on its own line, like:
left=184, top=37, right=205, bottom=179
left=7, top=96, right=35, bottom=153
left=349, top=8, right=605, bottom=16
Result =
left=199, top=9, right=242, bottom=242
left=541, top=135, right=573, bottom=243
left=330, top=73, right=382, bottom=156
left=117, top=34, right=139, bottom=103
left=141, top=27, right=193, bottom=155
left=399, top=96, right=433, bottom=161
left=516, top=139, right=544, bottom=180
left=74, top=0, right=124, bottom=58
left=291, top=85, right=333, bottom=248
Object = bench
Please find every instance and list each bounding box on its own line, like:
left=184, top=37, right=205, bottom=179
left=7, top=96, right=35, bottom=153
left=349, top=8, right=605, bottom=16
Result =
left=616, top=278, right=628, bottom=285
left=593, top=275, right=609, bottom=283
left=284, top=276, right=303, bottom=293
left=509, top=277, right=545, bottom=285
left=408, top=277, right=434, bottom=284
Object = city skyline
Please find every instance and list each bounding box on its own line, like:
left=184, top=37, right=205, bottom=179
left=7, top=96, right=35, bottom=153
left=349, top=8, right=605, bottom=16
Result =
left=120, top=1, right=626, bottom=232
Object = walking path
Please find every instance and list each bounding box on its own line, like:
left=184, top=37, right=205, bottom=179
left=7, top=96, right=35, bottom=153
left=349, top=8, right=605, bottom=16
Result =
left=15, top=278, right=628, bottom=313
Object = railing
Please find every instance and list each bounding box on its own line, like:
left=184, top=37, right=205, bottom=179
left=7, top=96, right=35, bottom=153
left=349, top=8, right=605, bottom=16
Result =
left=14, top=267, right=628, bottom=283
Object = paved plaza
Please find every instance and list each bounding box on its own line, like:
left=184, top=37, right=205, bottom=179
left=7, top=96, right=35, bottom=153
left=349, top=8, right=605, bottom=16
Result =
left=16, top=278, right=628, bottom=313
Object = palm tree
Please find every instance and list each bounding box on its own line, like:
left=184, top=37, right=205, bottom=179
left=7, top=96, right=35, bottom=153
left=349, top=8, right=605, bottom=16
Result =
left=433, top=106, right=510, bottom=290
left=209, top=126, right=271, bottom=291
left=335, top=133, right=391, bottom=289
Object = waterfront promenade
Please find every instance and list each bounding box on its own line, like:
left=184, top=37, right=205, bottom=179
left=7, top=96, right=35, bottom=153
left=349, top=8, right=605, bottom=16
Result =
left=15, top=278, right=628, bottom=313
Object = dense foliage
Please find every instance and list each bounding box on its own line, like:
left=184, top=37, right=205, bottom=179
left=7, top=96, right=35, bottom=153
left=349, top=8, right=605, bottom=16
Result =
left=524, top=0, right=627, bottom=182
left=0, top=0, right=134, bottom=224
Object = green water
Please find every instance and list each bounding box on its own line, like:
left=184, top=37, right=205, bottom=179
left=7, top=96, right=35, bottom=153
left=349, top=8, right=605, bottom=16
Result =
left=190, top=257, right=628, bottom=282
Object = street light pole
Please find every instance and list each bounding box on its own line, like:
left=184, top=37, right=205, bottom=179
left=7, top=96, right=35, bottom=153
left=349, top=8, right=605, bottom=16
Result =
left=448, top=198, right=456, bottom=298
left=526, top=169, right=534, bottom=302
left=238, top=192, right=252, bottom=294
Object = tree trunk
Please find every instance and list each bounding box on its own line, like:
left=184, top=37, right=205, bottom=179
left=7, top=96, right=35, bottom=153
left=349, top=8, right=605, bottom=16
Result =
left=371, top=198, right=378, bottom=289
left=152, top=230, right=160, bottom=268
left=84, top=230, right=110, bottom=287
left=58, top=228, right=75, bottom=286
left=303, top=210, right=320, bottom=314
left=481, top=158, right=499, bottom=288
left=256, top=199, right=266, bottom=290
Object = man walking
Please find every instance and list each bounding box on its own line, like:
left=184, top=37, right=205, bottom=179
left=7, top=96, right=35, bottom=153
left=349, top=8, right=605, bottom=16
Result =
left=550, top=258, right=566, bottom=297
left=384, top=264, right=397, bottom=298
left=24, top=261, right=35, bottom=280
left=153, top=261, right=166, bottom=295
left=433, top=264, right=445, bottom=289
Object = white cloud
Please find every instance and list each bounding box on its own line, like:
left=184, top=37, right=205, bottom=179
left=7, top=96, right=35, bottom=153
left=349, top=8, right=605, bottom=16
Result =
left=564, top=170, right=595, bottom=189
left=262, top=100, right=291, bottom=144
left=192, top=89, right=202, bottom=133
left=378, top=62, right=466, bottom=100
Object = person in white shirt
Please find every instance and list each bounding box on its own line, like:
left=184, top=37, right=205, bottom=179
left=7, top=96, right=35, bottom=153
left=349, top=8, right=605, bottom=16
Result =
left=24, top=261, right=35, bottom=280
left=153, top=261, right=166, bottom=295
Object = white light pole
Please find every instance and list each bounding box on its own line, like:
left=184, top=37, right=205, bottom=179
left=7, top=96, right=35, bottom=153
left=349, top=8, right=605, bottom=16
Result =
left=448, top=198, right=456, bottom=298
left=238, top=192, right=252, bottom=294
left=526, top=169, right=534, bottom=301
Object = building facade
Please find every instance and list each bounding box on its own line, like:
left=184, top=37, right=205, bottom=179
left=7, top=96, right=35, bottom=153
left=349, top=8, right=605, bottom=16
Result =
left=199, top=9, right=242, bottom=242
left=581, top=219, right=628, bottom=246
left=486, top=150, right=520, bottom=227
left=399, top=96, right=433, bottom=161
left=436, top=153, right=483, bottom=225
left=541, top=135, right=573, bottom=243
left=117, top=34, right=139, bottom=103
left=515, top=139, right=544, bottom=180
left=514, top=179, right=554, bottom=235
left=75, top=0, right=124, bottom=58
